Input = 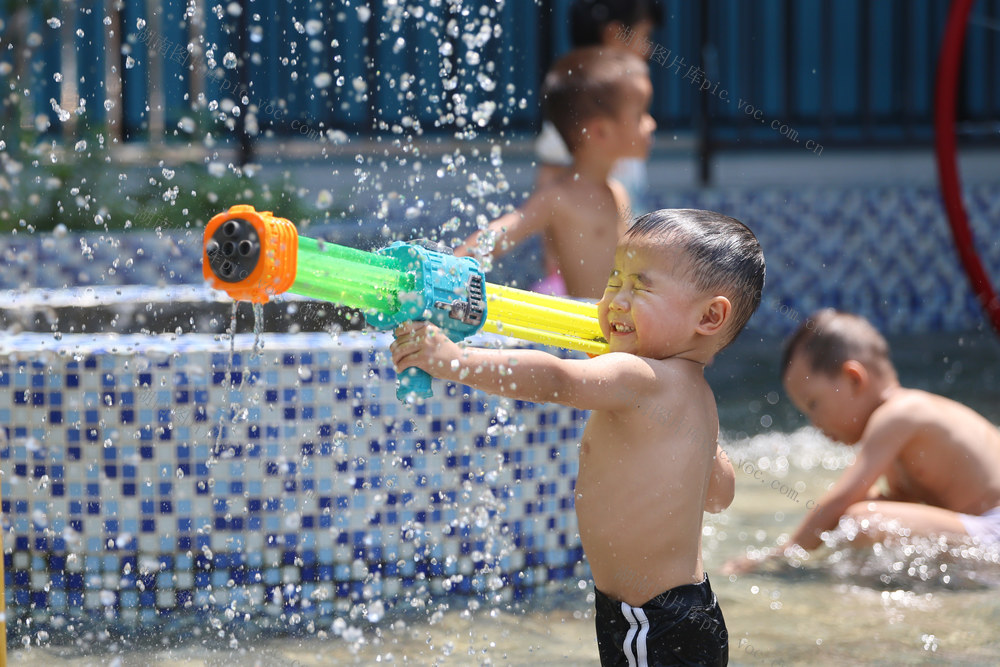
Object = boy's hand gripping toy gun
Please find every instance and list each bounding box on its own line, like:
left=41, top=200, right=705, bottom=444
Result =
left=202, top=205, right=609, bottom=400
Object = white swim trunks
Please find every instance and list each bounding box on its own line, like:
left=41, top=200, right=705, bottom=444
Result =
left=958, top=505, right=1000, bottom=546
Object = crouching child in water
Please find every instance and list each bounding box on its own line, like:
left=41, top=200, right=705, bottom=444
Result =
left=392, top=209, right=766, bottom=666
left=724, top=309, right=1000, bottom=576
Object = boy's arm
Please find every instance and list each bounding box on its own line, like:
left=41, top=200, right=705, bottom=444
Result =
left=452, top=189, right=555, bottom=259
left=390, top=321, right=661, bottom=411
left=787, top=408, right=916, bottom=551
left=723, top=405, right=917, bottom=575
left=704, top=445, right=735, bottom=513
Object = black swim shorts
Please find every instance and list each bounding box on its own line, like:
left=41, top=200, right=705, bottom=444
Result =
left=594, top=574, right=728, bottom=666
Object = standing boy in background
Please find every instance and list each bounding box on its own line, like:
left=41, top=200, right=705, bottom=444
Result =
left=530, top=0, right=665, bottom=296
left=452, top=46, right=656, bottom=299
left=725, top=309, right=1000, bottom=575
left=396, top=209, right=766, bottom=665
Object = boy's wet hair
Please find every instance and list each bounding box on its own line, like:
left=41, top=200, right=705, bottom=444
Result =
left=570, top=0, right=664, bottom=47
left=624, top=209, right=766, bottom=348
left=542, top=47, right=649, bottom=152
left=781, top=309, right=892, bottom=378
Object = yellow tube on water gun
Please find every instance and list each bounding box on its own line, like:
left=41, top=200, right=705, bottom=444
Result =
left=482, top=284, right=608, bottom=356
left=202, top=205, right=609, bottom=397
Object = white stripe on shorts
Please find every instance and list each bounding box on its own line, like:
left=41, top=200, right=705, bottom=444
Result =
left=621, top=601, right=650, bottom=667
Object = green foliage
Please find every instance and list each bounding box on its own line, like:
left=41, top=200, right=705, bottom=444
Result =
left=0, top=140, right=337, bottom=235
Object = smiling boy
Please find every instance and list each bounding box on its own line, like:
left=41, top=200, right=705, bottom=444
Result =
left=393, top=209, right=766, bottom=665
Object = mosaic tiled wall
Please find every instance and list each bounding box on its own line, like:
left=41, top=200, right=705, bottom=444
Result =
left=0, top=333, right=587, bottom=630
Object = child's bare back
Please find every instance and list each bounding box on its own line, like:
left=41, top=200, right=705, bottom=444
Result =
left=453, top=172, right=627, bottom=298
left=865, top=387, right=1000, bottom=515
left=529, top=173, right=629, bottom=298
left=575, top=356, right=722, bottom=606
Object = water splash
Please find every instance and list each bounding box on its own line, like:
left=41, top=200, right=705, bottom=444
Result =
left=824, top=520, right=1000, bottom=591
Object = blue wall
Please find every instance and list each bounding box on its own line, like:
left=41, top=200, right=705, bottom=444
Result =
left=1, top=1, right=997, bottom=148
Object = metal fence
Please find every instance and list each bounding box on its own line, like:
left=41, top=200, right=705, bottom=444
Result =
left=1, top=1, right=998, bottom=162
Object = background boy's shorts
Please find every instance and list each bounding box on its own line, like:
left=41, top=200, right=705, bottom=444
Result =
left=958, top=505, right=1000, bottom=546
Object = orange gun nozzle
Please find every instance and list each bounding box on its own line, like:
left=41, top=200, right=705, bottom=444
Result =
left=202, top=205, right=298, bottom=303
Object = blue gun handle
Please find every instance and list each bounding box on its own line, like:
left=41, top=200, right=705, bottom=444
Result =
left=397, top=366, right=433, bottom=401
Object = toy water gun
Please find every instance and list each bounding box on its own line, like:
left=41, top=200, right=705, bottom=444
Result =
left=203, top=205, right=608, bottom=399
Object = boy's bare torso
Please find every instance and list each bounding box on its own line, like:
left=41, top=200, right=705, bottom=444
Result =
left=542, top=174, right=629, bottom=298
left=574, top=358, right=719, bottom=607
left=876, top=389, right=1000, bottom=515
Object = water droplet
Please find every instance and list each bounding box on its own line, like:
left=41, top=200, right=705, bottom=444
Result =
left=314, top=72, right=332, bottom=89
left=366, top=600, right=385, bottom=623
left=46, top=17, right=61, bottom=28
left=222, top=52, right=238, bottom=69
left=477, top=72, right=496, bottom=92
left=315, top=189, right=334, bottom=209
